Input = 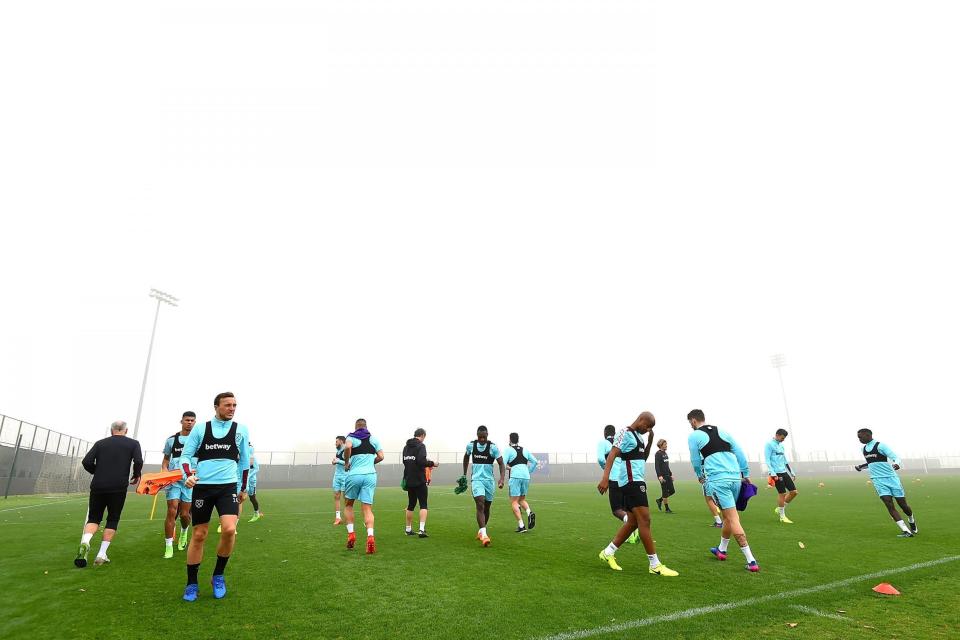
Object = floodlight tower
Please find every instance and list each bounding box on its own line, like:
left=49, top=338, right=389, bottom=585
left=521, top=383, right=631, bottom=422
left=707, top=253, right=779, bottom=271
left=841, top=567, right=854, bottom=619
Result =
left=133, top=289, right=179, bottom=440
left=770, top=353, right=799, bottom=463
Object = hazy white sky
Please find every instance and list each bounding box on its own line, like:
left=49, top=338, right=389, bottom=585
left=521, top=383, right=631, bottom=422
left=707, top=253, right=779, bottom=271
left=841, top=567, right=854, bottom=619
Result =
left=2, top=1, right=958, bottom=461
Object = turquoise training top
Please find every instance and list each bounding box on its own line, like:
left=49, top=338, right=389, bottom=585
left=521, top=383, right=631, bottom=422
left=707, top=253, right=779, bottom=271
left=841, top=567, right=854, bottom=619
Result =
left=346, top=435, right=382, bottom=476
left=466, top=441, right=501, bottom=481
left=179, top=418, right=251, bottom=492
left=863, top=440, right=900, bottom=479
left=688, top=427, right=750, bottom=482
left=764, top=438, right=789, bottom=474
left=163, top=433, right=197, bottom=472
left=597, top=438, right=625, bottom=481
left=504, top=446, right=538, bottom=480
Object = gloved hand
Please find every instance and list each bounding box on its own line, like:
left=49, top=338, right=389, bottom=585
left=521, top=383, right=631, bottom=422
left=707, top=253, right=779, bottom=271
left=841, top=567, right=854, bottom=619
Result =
left=454, top=475, right=468, bottom=494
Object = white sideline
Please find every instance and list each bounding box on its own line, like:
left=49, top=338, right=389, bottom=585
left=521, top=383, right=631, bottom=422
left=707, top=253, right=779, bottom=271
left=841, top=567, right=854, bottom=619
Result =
left=0, top=498, right=83, bottom=513
left=539, top=555, right=960, bottom=640
left=789, top=605, right=849, bottom=621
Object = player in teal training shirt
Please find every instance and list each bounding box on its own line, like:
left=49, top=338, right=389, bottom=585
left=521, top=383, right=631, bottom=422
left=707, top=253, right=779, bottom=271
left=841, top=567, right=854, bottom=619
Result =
left=462, top=425, right=505, bottom=546
left=160, top=411, right=197, bottom=558
left=687, top=409, right=760, bottom=573
left=764, top=428, right=798, bottom=523
left=342, top=419, right=384, bottom=554
left=332, top=435, right=347, bottom=525
left=504, top=432, right=539, bottom=533
left=179, top=392, right=252, bottom=601
left=855, top=428, right=917, bottom=536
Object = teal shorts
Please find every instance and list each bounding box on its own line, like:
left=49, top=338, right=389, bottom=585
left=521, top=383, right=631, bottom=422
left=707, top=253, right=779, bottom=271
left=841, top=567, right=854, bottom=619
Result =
left=472, top=478, right=495, bottom=502
left=165, top=480, right=192, bottom=503
left=247, top=481, right=257, bottom=495
left=509, top=478, right=529, bottom=497
left=706, top=478, right=741, bottom=510
left=332, top=472, right=346, bottom=492
left=344, top=473, right=377, bottom=504
left=872, top=476, right=905, bottom=498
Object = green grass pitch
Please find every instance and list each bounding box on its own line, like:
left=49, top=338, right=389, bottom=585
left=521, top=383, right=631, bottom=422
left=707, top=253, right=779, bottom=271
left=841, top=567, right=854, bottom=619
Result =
left=1, top=476, right=958, bottom=639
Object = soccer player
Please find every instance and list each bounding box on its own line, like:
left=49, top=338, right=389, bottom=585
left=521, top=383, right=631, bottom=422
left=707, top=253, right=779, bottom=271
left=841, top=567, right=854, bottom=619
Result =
left=402, top=428, right=437, bottom=538
left=74, top=420, right=143, bottom=568
left=504, top=432, right=539, bottom=533
left=179, top=392, right=252, bottom=601
left=246, top=449, right=263, bottom=522
left=343, top=418, right=384, bottom=553
left=161, top=411, right=196, bottom=558
left=654, top=439, right=675, bottom=513
left=765, top=428, right=797, bottom=523
left=598, top=425, right=638, bottom=544
left=332, top=435, right=347, bottom=525
left=855, top=428, right=917, bottom=537
left=461, top=425, right=505, bottom=546
left=687, top=409, right=760, bottom=573
left=597, top=412, right=679, bottom=577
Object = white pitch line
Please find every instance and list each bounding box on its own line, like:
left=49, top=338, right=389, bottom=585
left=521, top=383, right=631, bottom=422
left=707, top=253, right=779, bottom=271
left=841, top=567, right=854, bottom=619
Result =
left=539, top=555, right=960, bottom=640
left=789, top=604, right=850, bottom=621
left=0, top=498, right=83, bottom=513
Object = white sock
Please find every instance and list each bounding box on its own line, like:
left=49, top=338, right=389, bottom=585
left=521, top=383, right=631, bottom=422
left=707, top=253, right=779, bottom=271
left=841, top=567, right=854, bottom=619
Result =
left=714, top=514, right=723, bottom=524
left=896, top=520, right=910, bottom=532
left=405, top=525, right=412, bottom=532
left=165, top=537, right=174, bottom=546
left=718, top=537, right=730, bottom=552
left=346, top=523, right=354, bottom=534
left=778, top=506, right=785, bottom=516
left=367, top=528, right=374, bottom=537
left=647, top=553, right=660, bottom=568
left=336, top=511, right=341, bottom=518
left=526, top=507, right=532, bottom=516
left=908, top=515, right=916, bottom=524
left=479, top=527, right=487, bottom=537
left=81, top=532, right=93, bottom=546
left=419, top=521, right=425, bottom=532
left=604, top=542, right=619, bottom=555
left=740, top=544, right=756, bottom=563
left=623, top=515, right=629, bottom=523
left=97, top=541, right=110, bottom=557
left=518, top=519, right=525, bottom=528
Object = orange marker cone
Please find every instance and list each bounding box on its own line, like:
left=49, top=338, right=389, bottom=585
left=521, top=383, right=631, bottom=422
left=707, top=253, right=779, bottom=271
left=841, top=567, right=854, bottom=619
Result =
left=872, top=583, right=900, bottom=595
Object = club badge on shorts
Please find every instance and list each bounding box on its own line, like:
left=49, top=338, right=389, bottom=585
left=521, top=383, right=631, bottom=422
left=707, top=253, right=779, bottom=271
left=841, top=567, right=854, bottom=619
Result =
left=194, top=499, right=204, bottom=508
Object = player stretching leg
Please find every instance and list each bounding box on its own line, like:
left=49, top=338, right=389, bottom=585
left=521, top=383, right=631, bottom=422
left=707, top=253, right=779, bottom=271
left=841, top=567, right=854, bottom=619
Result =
left=855, top=428, right=917, bottom=537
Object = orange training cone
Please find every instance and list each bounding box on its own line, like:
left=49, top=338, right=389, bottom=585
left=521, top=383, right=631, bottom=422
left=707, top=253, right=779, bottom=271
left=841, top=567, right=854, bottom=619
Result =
left=872, top=583, right=900, bottom=595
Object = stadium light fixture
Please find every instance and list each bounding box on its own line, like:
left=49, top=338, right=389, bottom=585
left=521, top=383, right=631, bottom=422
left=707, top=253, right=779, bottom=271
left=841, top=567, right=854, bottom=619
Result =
left=770, top=353, right=799, bottom=463
left=132, top=289, right=179, bottom=440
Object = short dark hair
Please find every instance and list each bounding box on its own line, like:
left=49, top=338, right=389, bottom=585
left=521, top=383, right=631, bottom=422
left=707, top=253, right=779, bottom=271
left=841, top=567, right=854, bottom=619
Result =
left=477, top=425, right=488, bottom=433
left=776, top=428, right=788, bottom=437
left=687, top=409, right=705, bottom=422
left=336, top=435, right=346, bottom=442
left=857, top=428, right=873, bottom=437
left=182, top=411, right=196, bottom=418
left=214, top=392, right=235, bottom=407
left=509, top=432, right=519, bottom=444
left=414, top=428, right=426, bottom=438
left=604, top=425, right=615, bottom=438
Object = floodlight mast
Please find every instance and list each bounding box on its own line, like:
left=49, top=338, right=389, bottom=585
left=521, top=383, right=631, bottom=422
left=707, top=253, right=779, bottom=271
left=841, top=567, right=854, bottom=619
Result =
left=132, top=289, right=178, bottom=440
left=770, top=353, right=799, bottom=463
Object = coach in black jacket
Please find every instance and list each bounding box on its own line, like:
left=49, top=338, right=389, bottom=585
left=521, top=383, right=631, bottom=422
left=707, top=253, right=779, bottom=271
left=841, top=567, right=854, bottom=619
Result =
left=402, top=428, right=437, bottom=538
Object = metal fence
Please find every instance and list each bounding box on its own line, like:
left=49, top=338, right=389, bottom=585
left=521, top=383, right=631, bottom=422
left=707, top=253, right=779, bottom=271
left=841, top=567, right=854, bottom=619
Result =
left=0, top=413, right=95, bottom=497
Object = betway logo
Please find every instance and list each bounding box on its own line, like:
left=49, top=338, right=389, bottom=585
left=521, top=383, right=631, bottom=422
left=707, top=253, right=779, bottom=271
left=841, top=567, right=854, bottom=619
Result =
left=204, top=443, right=232, bottom=451
left=403, top=455, right=416, bottom=461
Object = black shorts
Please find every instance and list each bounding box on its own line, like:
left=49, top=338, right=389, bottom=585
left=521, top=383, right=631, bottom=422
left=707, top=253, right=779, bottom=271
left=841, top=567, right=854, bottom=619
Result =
left=87, top=491, right=127, bottom=529
left=774, top=473, right=796, bottom=494
left=406, top=484, right=428, bottom=510
left=622, top=481, right=649, bottom=510
left=659, top=477, right=676, bottom=498
left=191, top=483, right=239, bottom=526
left=608, top=480, right=624, bottom=514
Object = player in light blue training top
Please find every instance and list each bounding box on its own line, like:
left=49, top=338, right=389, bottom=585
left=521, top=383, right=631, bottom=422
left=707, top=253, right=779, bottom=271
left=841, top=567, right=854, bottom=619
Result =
left=332, top=435, right=347, bottom=525
left=161, top=411, right=197, bottom=558
left=179, top=392, right=252, bottom=601
left=246, top=448, right=262, bottom=523
left=687, top=409, right=760, bottom=573
left=461, top=425, right=505, bottom=546
left=764, top=428, right=798, bottom=523
left=504, top=432, right=539, bottom=533
left=342, top=419, right=384, bottom=554
left=855, top=428, right=917, bottom=537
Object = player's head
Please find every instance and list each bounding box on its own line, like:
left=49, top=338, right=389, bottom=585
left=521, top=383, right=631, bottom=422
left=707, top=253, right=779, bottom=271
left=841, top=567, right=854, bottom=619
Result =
left=857, top=428, right=873, bottom=444
left=775, top=428, right=788, bottom=442
left=414, top=427, right=426, bottom=441
left=657, top=439, right=667, bottom=450
left=181, top=411, right=196, bottom=432
left=335, top=435, right=346, bottom=447
left=110, top=420, right=128, bottom=435
left=355, top=418, right=367, bottom=429
left=509, top=432, right=519, bottom=445
left=634, top=411, right=656, bottom=434
left=604, top=425, right=615, bottom=440
left=214, top=392, right=236, bottom=420
left=477, top=425, right=488, bottom=443
left=687, top=409, right=705, bottom=428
